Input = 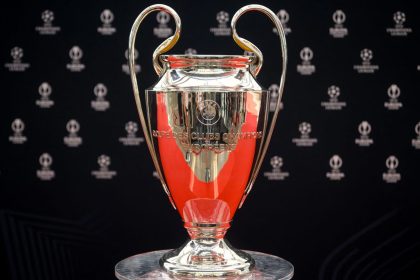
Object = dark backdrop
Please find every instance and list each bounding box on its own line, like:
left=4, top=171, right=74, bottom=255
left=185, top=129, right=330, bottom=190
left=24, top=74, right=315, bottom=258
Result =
left=1, top=0, right=420, bottom=279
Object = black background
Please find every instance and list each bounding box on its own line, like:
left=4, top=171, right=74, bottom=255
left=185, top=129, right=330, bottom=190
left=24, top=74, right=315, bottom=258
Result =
left=1, top=0, right=420, bottom=279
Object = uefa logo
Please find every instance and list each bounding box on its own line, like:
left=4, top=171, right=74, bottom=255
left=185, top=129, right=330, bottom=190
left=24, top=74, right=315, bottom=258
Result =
left=270, top=156, right=283, bottom=169
left=39, top=82, right=51, bottom=98
left=273, top=10, right=291, bottom=35
left=383, top=155, right=401, bottom=183
left=11, top=47, right=23, bottom=61
left=92, top=154, right=117, bottom=179
left=299, top=122, right=311, bottom=136
left=333, top=10, right=346, bottom=24
left=217, top=11, right=229, bottom=24
left=126, top=121, right=138, bottom=135
left=11, top=118, right=25, bottom=134
left=354, top=48, right=379, bottom=73
left=355, top=121, right=373, bottom=147
left=327, top=154, right=345, bottom=180
left=359, top=121, right=371, bottom=136
left=300, top=47, right=313, bottom=62
left=98, top=155, right=111, bottom=169
left=122, top=48, right=141, bottom=74
left=322, top=85, right=346, bottom=110
left=37, top=153, right=55, bottom=180
left=98, top=9, right=116, bottom=35
left=91, top=83, right=110, bottom=111
left=360, top=48, right=373, bottom=62
left=387, top=11, right=412, bottom=36
left=385, top=84, right=402, bottom=110
left=36, top=82, right=54, bottom=108
left=67, top=46, right=85, bottom=72
left=328, top=85, right=340, bottom=99
left=119, top=121, right=144, bottom=146
left=153, top=11, right=172, bottom=38
left=36, top=10, right=60, bottom=35
left=5, top=47, right=30, bottom=72
left=387, top=84, right=400, bottom=99
left=264, top=156, right=289, bottom=181
left=330, top=10, right=348, bottom=38
left=411, top=122, right=420, bottom=149
left=196, top=100, right=221, bottom=126
left=42, top=10, right=54, bottom=24
left=157, top=11, right=170, bottom=24
left=101, top=9, right=114, bottom=24
left=64, top=119, right=82, bottom=147
left=210, top=11, right=231, bottom=36
left=293, top=122, right=317, bottom=147
left=69, top=46, right=82, bottom=60
left=268, top=84, right=283, bottom=112
left=94, top=83, right=107, bottom=98
left=9, top=118, right=27, bottom=144
left=297, top=47, right=315, bottom=75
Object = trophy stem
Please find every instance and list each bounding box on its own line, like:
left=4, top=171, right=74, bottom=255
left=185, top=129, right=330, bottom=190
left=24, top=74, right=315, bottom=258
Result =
left=185, top=222, right=230, bottom=239
left=160, top=224, right=255, bottom=277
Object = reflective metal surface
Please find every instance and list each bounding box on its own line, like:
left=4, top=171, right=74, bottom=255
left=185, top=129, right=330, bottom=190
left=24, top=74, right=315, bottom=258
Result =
left=125, top=3, right=290, bottom=278
left=115, top=250, right=294, bottom=280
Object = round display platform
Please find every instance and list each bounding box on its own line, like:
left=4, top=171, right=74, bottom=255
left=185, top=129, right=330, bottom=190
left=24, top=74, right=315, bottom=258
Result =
left=115, top=249, right=293, bottom=280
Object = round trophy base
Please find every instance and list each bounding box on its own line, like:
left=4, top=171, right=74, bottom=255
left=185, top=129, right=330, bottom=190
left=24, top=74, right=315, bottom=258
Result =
left=115, top=249, right=294, bottom=280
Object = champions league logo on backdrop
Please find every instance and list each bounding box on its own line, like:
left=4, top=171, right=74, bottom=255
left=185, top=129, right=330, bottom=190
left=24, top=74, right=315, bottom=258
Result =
left=326, top=155, right=345, bottom=181
left=355, top=121, right=373, bottom=147
left=210, top=11, right=231, bottom=36
left=9, top=118, right=27, bottom=144
left=63, top=119, right=82, bottom=147
left=35, top=10, right=60, bottom=35
left=321, top=85, right=346, bottom=110
left=66, top=46, right=85, bottom=72
left=91, top=155, right=117, bottom=179
left=91, top=83, right=110, bottom=111
left=411, top=122, right=420, bottom=149
left=119, top=121, right=144, bottom=146
left=383, top=155, right=401, bottom=183
left=292, top=122, right=318, bottom=147
left=97, top=9, right=116, bottom=35
left=36, top=82, right=54, bottom=108
left=297, top=47, right=315, bottom=75
left=273, top=10, right=291, bottom=35
left=122, top=49, right=141, bottom=75
left=387, top=11, right=412, bottom=36
left=268, top=84, right=283, bottom=112
left=329, top=10, right=348, bottom=38
left=153, top=11, right=172, bottom=38
left=5, top=47, right=30, bottom=72
left=384, top=84, right=403, bottom=110
left=354, top=48, right=379, bottom=74
left=263, top=156, right=289, bottom=181
left=37, top=153, right=55, bottom=181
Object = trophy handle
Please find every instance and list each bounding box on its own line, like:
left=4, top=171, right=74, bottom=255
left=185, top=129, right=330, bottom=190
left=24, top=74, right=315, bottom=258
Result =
left=128, top=4, right=181, bottom=209
left=231, top=5, right=288, bottom=208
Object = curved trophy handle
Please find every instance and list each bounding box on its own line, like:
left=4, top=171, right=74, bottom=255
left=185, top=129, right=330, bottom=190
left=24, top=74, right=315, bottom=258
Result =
left=231, top=5, right=288, bottom=208
left=128, top=4, right=181, bottom=209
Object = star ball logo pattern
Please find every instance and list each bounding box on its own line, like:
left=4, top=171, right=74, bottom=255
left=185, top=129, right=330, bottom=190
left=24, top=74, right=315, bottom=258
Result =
left=2, top=5, right=419, bottom=186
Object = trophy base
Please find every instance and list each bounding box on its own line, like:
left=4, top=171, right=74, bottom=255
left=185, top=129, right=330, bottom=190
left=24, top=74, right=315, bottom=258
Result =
left=160, top=239, right=254, bottom=277
left=115, top=248, right=293, bottom=279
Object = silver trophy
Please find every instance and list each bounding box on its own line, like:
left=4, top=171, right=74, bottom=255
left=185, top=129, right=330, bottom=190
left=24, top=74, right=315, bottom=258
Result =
left=115, top=4, right=293, bottom=279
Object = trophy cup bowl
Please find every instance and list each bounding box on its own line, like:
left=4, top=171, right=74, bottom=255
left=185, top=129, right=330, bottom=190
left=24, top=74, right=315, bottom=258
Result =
left=115, top=4, right=293, bottom=279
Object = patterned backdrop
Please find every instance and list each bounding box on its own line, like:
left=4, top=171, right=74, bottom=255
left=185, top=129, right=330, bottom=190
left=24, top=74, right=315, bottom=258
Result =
left=1, top=0, right=420, bottom=279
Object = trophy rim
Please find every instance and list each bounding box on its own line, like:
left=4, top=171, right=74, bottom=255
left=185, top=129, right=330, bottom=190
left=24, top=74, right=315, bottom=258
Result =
left=160, top=54, right=255, bottom=60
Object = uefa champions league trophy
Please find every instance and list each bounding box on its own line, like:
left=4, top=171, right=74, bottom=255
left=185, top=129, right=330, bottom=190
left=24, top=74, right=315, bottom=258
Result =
left=115, top=4, right=293, bottom=279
